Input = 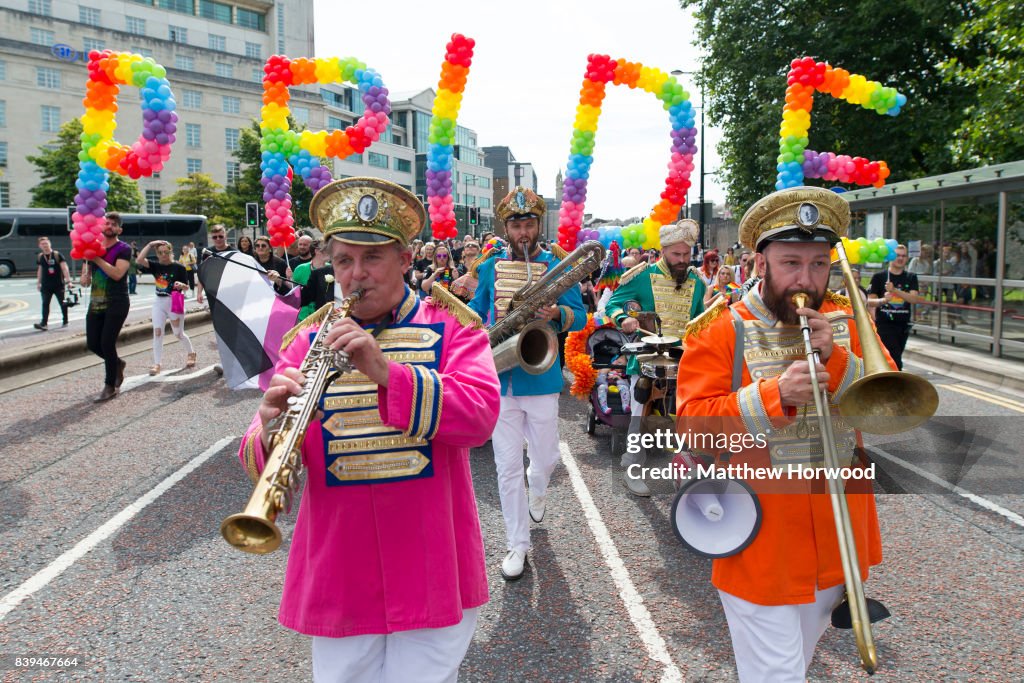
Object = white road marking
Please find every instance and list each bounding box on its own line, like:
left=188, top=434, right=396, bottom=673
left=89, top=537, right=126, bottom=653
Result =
left=559, top=441, right=683, bottom=683
left=0, top=436, right=237, bottom=622
left=866, top=444, right=1024, bottom=528
left=119, top=365, right=217, bottom=393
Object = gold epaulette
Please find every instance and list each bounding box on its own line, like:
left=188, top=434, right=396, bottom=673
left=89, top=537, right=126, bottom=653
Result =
left=825, top=290, right=851, bottom=307
left=470, top=248, right=501, bottom=277
left=429, top=283, right=483, bottom=329
left=280, top=302, right=333, bottom=352
left=550, top=243, right=569, bottom=261
left=684, top=296, right=729, bottom=340
left=619, top=261, right=649, bottom=286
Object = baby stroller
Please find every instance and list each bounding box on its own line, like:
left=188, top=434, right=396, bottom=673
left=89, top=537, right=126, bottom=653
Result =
left=585, top=325, right=633, bottom=436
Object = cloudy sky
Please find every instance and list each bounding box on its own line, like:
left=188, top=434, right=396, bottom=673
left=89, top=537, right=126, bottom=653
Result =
left=313, top=0, right=726, bottom=220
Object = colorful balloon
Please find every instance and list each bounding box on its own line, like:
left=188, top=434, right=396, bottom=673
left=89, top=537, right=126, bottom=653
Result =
left=426, top=34, right=475, bottom=240
left=72, top=50, right=177, bottom=260
left=557, top=55, right=697, bottom=250
left=777, top=57, right=905, bottom=191
left=259, top=55, right=392, bottom=246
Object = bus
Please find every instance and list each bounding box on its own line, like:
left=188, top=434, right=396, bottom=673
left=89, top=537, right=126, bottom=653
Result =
left=0, top=209, right=208, bottom=277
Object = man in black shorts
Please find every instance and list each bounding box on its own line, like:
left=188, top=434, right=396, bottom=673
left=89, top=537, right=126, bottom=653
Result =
left=34, top=237, right=71, bottom=330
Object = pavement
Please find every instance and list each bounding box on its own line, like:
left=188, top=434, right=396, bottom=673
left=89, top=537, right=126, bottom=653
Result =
left=904, top=337, right=1024, bottom=398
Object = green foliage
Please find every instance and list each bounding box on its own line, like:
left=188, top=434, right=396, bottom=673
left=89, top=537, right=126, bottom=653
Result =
left=26, top=119, right=142, bottom=211
left=161, top=172, right=224, bottom=218
left=220, top=118, right=316, bottom=233
left=943, top=0, right=1024, bottom=165
left=681, top=0, right=973, bottom=214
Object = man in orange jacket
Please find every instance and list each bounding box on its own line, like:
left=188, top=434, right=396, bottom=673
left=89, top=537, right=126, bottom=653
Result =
left=676, top=186, right=895, bottom=681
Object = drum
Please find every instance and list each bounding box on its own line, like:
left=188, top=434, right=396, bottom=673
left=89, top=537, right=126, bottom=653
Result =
left=639, top=353, right=679, bottom=379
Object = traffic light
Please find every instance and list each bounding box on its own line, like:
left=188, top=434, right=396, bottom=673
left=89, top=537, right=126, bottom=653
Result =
left=66, top=205, right=75, bottom=231
left=246, top=202, right=260, bottom=227
left=469, top=207, right=478, bottom=225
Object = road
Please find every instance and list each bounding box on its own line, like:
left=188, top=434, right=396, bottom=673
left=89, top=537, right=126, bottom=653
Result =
left=0, top=331, right=1021, bottom=682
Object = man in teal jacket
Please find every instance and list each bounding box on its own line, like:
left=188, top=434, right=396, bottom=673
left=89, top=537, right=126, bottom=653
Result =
left=470, top=187, right=586, bottom=580
left=606, top=219, right=706, bottom=496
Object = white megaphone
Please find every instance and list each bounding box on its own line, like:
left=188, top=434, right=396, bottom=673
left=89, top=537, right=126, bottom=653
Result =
left=670, top=478, right=762, bottom=558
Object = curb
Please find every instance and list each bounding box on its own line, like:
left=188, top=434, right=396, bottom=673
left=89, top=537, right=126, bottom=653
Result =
left=903, top=345, right=1024, bottom=398
left=0, top=309, right=212, bottom=381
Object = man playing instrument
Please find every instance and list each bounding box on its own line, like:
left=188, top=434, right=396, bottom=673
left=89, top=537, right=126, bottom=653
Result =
left=469, top=186, right=587, bottom=581
left=605, top=219, right=706, bottom=496
left=676, top=186, right=895, bottom=682
left=237, top=178, right=500, bottom=683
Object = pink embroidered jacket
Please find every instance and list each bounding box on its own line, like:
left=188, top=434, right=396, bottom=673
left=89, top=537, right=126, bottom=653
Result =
left=237, top=290, right=500, bottom=637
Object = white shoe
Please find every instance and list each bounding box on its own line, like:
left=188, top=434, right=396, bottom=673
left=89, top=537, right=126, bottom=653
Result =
left=622, top=470, right=651, bottom=497
left=500, top=550, right=527, bottom=581
left=529, top=491, right=546, bottom=523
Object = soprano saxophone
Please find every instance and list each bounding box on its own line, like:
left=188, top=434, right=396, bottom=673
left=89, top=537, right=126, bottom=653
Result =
left=221, top=289, right=363, bottom=554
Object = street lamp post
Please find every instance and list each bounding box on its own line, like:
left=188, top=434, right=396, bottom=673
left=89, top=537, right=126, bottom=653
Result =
left=671, top=70, right=706, bottom=250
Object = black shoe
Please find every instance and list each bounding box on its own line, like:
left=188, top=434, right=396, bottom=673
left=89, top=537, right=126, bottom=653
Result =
left=33, top=323, right=47, bottom=331
left=62, top=320, right=69, bottom=327
left=93, top=385, right=118, bottom=403
left=115, top=359, right=126, bottom=388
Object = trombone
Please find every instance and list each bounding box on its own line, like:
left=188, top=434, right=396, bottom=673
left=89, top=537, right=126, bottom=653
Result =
left=792, top=242, right=938, bottom=674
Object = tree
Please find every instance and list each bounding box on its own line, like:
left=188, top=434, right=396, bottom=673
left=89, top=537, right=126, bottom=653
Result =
left=680, top=0, right=975, bottom=213
left=221, top=117, right=316, bottom=233
left=27, top=119, right=142, bottom=211
left=161, top=172, right=224, bottom=217
left=943, top=0, right=1024, bottom=165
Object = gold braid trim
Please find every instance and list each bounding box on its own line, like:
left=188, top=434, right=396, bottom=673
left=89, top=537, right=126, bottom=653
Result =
left=550, top=243, right=569, bottom=261
left=619, top=262, right=649, bottom=286
left=683, top=296, right=729, bottom=340
left=825, top=290, right=851, bottom=307
left=280, top=302, right=334, bottom=352
left=243, top=425, right=263, bottom=485
left=429, top=283, right=483, bottom=328
left=469, top=248, right=502, bottom=277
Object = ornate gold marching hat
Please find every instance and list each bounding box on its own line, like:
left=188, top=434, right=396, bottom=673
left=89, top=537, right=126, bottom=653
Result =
left=495, top=186, right=546, bottom=223
left=738, top=186, right=849, bottom=252
left=660, top=218, right=700, bottom=249
left=309, top=177, right=425, bottom=246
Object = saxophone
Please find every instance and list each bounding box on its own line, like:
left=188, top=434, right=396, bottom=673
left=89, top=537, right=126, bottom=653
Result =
left=221, top=289, right=363, bottom=554
left=489, top=240, right=605, bottom=375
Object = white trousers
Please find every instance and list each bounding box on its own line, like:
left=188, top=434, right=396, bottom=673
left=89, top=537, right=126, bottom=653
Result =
left=492, top=393, right=560, bottom=553
left=151, top=296, right=193, bottom=365
left=311, top=608, right=479, bottom=683
left=718, top=585, right=844, bottom=682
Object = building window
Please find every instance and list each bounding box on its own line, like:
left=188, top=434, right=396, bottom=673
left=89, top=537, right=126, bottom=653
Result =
left=222, top=96, right=240, bottom=114
left=83, top=38, right=105, bottom=53
left=0, top=182, right=9, bottom=208
left=327, top=116, right=349, bottom=130
left=29, top=0, right=52, bottom=16
left=393, top=111, right=407, bottom=128
left=133, top=46, right=153, bottom=58
left=291, top=106, right=309, bottom=125
left=251, top=68, right=262, bottom=83
left=0, top=142, right=7, bottom=167
left=145, top=190, right=162, bottom=214
left=79, top=6, right=101, bottom=26
left=126, top=16, right=146, bottom=35
left=186, top=123, right=201, bottom=147
left=158, top=0, right=194, bottom=13
left=236, top=7, right=266, bottom=31
left=394, top=158, right=411, bottom=173
left=275, top=3, right=284, bottom=52
left=0, top=101, right=5, bottom=128
left=182, top=90, right=202, bottom=109
left=215, top=63, right=234, bottom=79
left=478, top=176, right=490, bottom=189
left=346, top=153, right=363, bottom=164
left=368, top=152, right=388, bottom=169
left=199, top=0, right=232, bottom=23
left=168, top=25, right=188, bottom=44
left=30, top=28, right=55, bottom=47
left=226, top=161, right=240, bottom=185
left=186, top=158, right=202, bottom=174
left=36, top=67, right=61, bottom=90
left=0, top=61, right=6, bottom=81
left=175, top=55, right=194, bottom=72
left=480, top=197, right=491, bottom=209
left=208, top=34, right=226, bottom=51
left=245, top=42, right=262, bottom=60
left=224, top=128, right=240, bottom=151
left=41, top=105, right=61, bottom=133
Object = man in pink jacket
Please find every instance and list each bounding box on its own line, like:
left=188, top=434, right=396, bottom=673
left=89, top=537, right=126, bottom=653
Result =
left=237, top=177, right=500, bottom=682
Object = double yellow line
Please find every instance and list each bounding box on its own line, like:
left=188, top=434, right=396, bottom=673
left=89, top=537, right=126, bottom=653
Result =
left=940, top=383, right=1024, bottom=413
